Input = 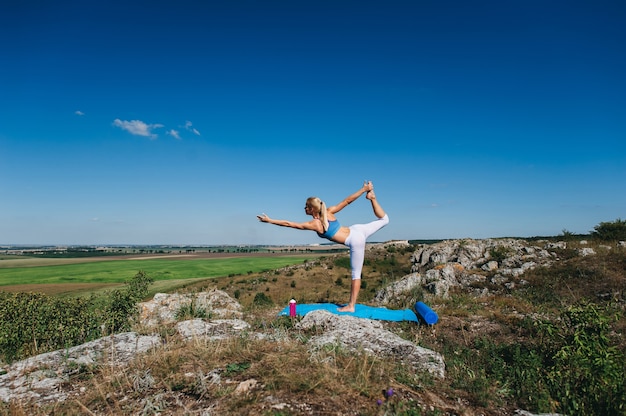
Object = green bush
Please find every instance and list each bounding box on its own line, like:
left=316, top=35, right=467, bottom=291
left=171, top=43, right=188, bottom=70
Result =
left=591, top=218, right=626, bottom=241
left=0, top=271, right=153, bottom=363
left=334, top=257, right=351, bottom=270
left=541, top=302, right=626, bottom=415
left=476, top=302, right=625, bottom=415
left=252, top=292, right=273, bottom=307
left=98, top=270, right=153, bottom=334
left=0, top=292, right=100, bottom=362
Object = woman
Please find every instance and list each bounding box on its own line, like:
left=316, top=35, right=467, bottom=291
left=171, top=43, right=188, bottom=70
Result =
left=257, top=181, right=389, bottom=312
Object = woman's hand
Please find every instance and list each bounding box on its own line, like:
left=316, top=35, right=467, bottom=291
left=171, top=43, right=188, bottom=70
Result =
left=257, top=213, right=269, bottom=223
left=363, top=180, right=373, bottom=192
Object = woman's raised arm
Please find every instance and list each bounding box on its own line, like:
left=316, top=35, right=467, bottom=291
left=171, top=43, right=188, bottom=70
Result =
left=327, top=181, right=372, bottom=214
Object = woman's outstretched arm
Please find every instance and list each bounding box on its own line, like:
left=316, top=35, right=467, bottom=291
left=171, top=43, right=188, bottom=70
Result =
left=327, top=181, right=372, bottom=215
left=257, top=214, right=319, bottom=231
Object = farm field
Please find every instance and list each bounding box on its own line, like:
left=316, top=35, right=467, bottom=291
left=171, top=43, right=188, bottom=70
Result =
left=0, top=252, right=316, bottom=297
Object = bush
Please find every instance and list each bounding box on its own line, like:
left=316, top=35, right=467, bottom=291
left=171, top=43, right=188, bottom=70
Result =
left=478, top=302, right=626, bottom=415
left=252, top=292, right=273, bottom=307
left=0, top=292, right=100, bottom=362
left=99, top=270, right=154, bottom=334
left=591, top=218, right=626, bottom=241
left=541, top=302, right=626, bottom=415
left=0, top=271, right=153, bottom=363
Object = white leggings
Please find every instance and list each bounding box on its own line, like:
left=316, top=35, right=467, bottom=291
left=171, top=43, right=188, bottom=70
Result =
left=344, top=214, right=389, bottom=280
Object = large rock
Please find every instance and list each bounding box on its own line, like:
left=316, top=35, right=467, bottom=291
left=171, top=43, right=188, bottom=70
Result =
left=408, top=239, right=558, bottom=298
left=0, top=332, right=160, bottom=403
left=296, top=310, right=445, bottom=378
left=373, top=272, right=422, bottom=304
left=139, top=289, right=243, bottom=326
left=177, top=318, right=251, bottom=341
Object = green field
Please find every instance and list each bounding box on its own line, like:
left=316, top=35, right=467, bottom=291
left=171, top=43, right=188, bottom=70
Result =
left=0, top=256, right=311, bottom=289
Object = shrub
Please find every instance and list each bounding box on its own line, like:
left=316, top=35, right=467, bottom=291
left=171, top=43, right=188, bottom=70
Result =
left=0, top=292, right=101, bottom=362
left=252, top=292, right=273, bottom=307
left=477, top=302, right=625, bottom=415
left=591, top=218, right=626, bottom=241
left=489, top=246, right=512, bottom=264
left=0, top=270, right=153, bottom=363
left=541, top=302, right=626, bottom=415
left=99, top=270, right=154, bottom=334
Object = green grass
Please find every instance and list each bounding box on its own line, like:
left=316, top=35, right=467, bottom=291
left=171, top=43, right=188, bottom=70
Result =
left=0, top=257, right=311, bottom=286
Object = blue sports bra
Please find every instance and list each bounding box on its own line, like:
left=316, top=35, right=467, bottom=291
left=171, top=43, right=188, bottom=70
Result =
left=317, top=219, right=340, bottom=240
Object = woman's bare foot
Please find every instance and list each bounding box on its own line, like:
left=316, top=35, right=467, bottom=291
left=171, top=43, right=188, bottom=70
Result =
left=337, top=304, right=355, bottom=313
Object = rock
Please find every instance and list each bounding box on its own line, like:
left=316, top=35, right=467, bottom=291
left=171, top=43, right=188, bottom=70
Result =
left=481, top=260, right=499, bottom=271
left=579, top=247, right=596, bottom=256
left=296, top=310, right=445, bottom=378
left=515, top=410, right=566, bottom=416
left=373, top=272, right=422, bottom=304
left=406, top=239, right=562, bottom=298
left=176, top=318, right=251, bottom=341
left=234, top=379, right=259, bottom=394
left=139, top=289, right=243, bottom=326
left=545, top=242, right=566, bottom=249
left=424, top=265, right=459, bottom=298
left=0, top=332, right=160, bottom=403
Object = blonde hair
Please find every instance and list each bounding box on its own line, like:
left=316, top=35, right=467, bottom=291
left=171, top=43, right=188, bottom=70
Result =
left=306, top=196, right=329, bottom=231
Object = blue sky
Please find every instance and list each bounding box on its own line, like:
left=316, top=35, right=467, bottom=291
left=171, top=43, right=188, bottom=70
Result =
left=1, top=1, right=624, bottom=246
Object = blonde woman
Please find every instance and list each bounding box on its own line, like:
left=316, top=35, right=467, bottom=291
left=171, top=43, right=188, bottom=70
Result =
left=257, top=181, right=389, bottom=312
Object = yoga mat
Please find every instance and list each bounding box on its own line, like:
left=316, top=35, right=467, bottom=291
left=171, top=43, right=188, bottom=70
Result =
left=278, top=303, right=419, bottom=322
left=415, top=301, right=438, bottom=325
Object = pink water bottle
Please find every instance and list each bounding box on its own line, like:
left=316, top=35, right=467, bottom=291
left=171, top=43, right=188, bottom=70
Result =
left=289, top=299, right=297, bottom=317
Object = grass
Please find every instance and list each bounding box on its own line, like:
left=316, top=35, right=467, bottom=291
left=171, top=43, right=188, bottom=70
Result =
left=0, top=256, right=312, bottom=286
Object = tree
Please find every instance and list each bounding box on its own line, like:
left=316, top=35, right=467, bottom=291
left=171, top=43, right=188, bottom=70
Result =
left=591, top=218, right=626, bottom=241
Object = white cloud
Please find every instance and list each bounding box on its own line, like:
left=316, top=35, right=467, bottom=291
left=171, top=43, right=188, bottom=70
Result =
left=167, top=129, right=181, bottom=140
left=184, top=120, right=201, bottom=136
left=113, top=119, right=164, bottom=139
left=75, top=110, right=85, bottom=116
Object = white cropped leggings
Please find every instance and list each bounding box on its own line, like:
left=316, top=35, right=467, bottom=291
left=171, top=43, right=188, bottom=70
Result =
left=344, top=214, right=389, bottom=280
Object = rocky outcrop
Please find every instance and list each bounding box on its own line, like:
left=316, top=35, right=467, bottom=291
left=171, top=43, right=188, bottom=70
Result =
left=297, top=310, right=445, bottom=378
left=139, top=289, right=243, bottom=326
left=399, top=238, right=561, bottom=298
left=0, top=332, right=160, bottom=403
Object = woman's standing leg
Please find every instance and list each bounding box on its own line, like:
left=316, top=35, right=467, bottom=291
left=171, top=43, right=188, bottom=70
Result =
left=338, top=235, right=365, bottom=313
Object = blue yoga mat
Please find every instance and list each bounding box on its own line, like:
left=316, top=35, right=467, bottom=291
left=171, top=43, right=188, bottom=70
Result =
left=278, top=303, right=419, bottom=322
left=415, top=301, right=438, bottom=325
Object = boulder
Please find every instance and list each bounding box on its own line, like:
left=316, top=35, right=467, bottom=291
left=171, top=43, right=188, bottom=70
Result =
left=408, top=239, right=561, bottom=298
left=139, top=289, right=243, bottom=326
left=0, top=332, right=160, bottom=403
left=297, top=310, right=445, bottom=378
left=176, top=318, right=251, bottom=341
left=373, top=272, right=422, bottom=305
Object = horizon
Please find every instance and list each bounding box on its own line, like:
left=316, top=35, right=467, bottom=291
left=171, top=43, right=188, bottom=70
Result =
left=0, top=232, right=597, bottom=249
left=2, top=1, right=625, bottom=246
